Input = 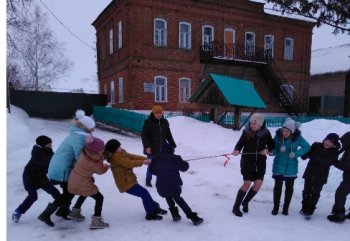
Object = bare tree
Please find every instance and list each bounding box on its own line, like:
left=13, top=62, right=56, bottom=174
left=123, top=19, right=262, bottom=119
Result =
left=8, top=5, right=72, bottom=90
left=266, top=0, right=350, bottom=34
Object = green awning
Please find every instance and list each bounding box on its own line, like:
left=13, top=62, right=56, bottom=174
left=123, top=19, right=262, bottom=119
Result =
left=189, top=73, right=266, bottom=109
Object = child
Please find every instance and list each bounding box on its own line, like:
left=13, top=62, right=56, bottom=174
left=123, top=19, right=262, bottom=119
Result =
left=104, top=139, right=167, bottom=220
left=151, top=143, right=204, bottom=225
left=67, top=137, right=109, bottom=229
left=300, top=133, right=340, bottom=219
left=271, top=118, right=310, bottom=216
left=231, top=113, right=274, bottom=217
left=327, top=131, right=350, bottom=223
left=12, top=135, right=62, bottom=226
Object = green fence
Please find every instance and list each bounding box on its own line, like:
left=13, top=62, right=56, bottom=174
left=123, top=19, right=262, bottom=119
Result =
left=93, top=106, right=350, bottom=134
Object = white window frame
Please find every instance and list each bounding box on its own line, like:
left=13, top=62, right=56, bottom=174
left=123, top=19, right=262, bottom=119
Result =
left=154, top=18, right=167, bottom=47
left=284, top=38, right=294, bottom=61
left=110, top=80, right=115, bottom=104
left=118, top=77, right=124, bottom=103
left=245, top=32, right=255, bottom=56
left=118, top=20, right=122, bottom=49
left=179, top=22, right=191, bottom=49
left=202, top=25, right=214, bottom=50
left=154, top=76, right=167, bottom=102
left=109, top=28, right=113, bottom=54
left=264, top=35, right=274, bottom=58
left=179, top=78, right=191, bottom=103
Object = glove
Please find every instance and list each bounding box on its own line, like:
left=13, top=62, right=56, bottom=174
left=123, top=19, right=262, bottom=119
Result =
left=288, top=152, right=295, bottom=159
left=280, top=146, right=286, bottom=153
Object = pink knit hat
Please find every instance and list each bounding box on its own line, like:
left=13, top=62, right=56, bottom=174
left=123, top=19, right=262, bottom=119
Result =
left=86, top=137, right=105, bottom=153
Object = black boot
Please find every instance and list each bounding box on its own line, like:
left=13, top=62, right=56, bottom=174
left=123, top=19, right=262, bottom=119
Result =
left=242, top=188, right=257, bottom=213
left=346, top=212, right=350, bottom=219
left=272, top=186, right=282, bottom=215
left=188, top=212, right=204, bottom=226
left=38, top=203, right=57, bottom=227
left=306, top=194, right=320, bottom=216
left=55, top=202, right=70, bottom=220
left=282, top=189, right=293, bottom=215
left=232, top=189, right=246, bottom=217
left=169, top=207, right=181, bottom=221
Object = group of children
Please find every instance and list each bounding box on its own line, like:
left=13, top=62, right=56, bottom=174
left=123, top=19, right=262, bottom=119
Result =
left=12, top=109, right=203, bottom=229
left=231, top=113, right=350, bottom=223
left=11, top=110, right=349, bottom=230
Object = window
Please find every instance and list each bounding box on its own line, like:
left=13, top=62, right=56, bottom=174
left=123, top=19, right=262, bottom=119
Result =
left=202, top=25, right=214, bottom=50
left=103, top=84, right=107, bottom=95
left=110, top=80, right=115, bottom=104
left=245, top=32, right=255, bottom=56
left=284, top=38, right=294, bottom=60
left=118, top=77, right=124, bottom=103
left=118, top=21, right=122, bottom=49
left=179, top=22, right=191, bottom=49
left=280, top=84, right=294, bottom=104
left=179, top=78, right=191, bottom=103
left=109, top=28, right=113, bottom=54
left=264, top=35, right=274, bottom=57
left=224, top=28, right=235, bottom=58
left=154, top=18, right=167, bottom=46
left=154, top=76, right=167, bottom=102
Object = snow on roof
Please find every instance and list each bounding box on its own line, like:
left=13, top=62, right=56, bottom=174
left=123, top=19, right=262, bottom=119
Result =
left=311, top=44, right=350, bottom=75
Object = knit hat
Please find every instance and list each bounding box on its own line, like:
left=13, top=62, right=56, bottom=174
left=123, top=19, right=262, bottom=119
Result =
left=249, top=113, right=264, bottom=127
left=75, top=109, right=96, bottom=129
left=105, top=139, right=121, bottom=153
left=86, top=137, right=105, bottom=153
left=152, top=105, right=163, bottom=114
left=36, top=135, right=52, bottom=147
left=324, top=133, right=340, bottom=146
left=161, top=143, right=175, bottom=153
left=282, top=118, right=299, bottom=134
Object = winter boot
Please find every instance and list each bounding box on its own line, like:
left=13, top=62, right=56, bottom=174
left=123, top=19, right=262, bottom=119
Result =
left=232, top=189, right=246, bottom=217
left=12, top=209, right=22, bottom=223
left=300, top=192, right=310, bottom=215
left=90, top=216, right=109, bottom=229
left=346, top=212, right=350, bottom=219
left=271, top=187, right=282, bottom=215
left=242, top=188, right=257, bottom=213
left=55, top=202, right=71, bottom=220
left=145, top=213, right=163, bottom=220
left=169, top=207, right=181, bottom=221
left=38, top=203, right=57, bottom=227
left=327, top=213, right=346, bottom=223
left=67, top=208, right=85, bottom=221
left=282, top=189, right=294, bottom=216
left=156, top=207, right=168, bottom=215
left=306, top=194, right=320, bottom=216
left=188, top=212, right=204, bottom=226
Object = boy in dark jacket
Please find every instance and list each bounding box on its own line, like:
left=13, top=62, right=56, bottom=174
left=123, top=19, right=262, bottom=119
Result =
left=327, top=131, right=350, bottom=223
left=12, top=136, right=62, bottom=225
left=151, top=143, right=204, bottom=225
left=300, top=133, right=340, bottom=219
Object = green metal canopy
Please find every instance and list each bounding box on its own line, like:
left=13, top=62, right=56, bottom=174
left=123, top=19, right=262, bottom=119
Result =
left=189, top=73, right=266, bottom=109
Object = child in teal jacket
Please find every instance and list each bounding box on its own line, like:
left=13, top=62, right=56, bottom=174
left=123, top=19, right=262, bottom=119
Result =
left=271, top=118, right=310, bottom=216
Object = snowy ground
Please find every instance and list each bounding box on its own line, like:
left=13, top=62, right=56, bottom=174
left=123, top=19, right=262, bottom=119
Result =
left=6, top=105, right=349, bottom=241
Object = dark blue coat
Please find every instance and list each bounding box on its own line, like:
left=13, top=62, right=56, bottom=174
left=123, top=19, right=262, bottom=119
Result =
left=23, top=145, right=54, bottom=189
left=151, top=149, right=189, bottom=198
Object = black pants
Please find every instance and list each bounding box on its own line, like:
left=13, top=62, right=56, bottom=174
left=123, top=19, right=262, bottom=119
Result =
left=166, top=196, right=193, bottom=217
left=73, top=191, right=104, bottom=216
left=302, top=179, right=324, bottom=214
left=332, top=180, right=350, bottom=215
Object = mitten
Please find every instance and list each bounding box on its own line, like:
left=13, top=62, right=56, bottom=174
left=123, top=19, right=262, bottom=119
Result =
left=288, top=152, right=295, bottom=159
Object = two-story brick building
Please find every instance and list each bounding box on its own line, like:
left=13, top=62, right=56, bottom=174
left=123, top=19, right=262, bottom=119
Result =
left=92, top=0, right=314, bottom=114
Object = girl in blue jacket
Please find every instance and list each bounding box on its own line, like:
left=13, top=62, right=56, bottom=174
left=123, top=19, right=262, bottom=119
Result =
left=271, top=118, right=310, bottom=216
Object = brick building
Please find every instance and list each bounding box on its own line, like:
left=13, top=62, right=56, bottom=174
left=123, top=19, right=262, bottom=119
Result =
left=92, top=0, right=314, bottom=114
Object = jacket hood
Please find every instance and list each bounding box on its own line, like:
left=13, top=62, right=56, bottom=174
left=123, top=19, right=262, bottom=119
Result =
left=340, top=132, right=350, bottom=150
left=276, top=127, right=301, bottom=142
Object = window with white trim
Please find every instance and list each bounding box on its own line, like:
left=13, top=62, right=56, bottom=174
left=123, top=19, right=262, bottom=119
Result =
left=118, top=21, right=122, bottom=49
left=280, top=84, right=294, bottom=104
left=179, top=22, right=191, bottom=49
left=118, top=77, right=124, bottom=103
left=154, top=18, right=167, bottom=47
left=179, top=78, right=191, bottom=103
left=264, top=35, right=274, bottom=58
left=284, top=38, right=294, bottom=61
left=245, top=32, right=255, bottom=56
left=154, top=76, right=167, bottom=102
left=110, top=80, right=115, bottom=104
left=109, top=28, right=113, bottom=54
left=202, top=25, right=214, bottom=50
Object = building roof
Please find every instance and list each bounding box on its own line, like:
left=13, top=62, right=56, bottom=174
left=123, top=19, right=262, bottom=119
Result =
left=189, top=73, right=266, bottom=109
left=311, top=44, right=350, bottom=75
